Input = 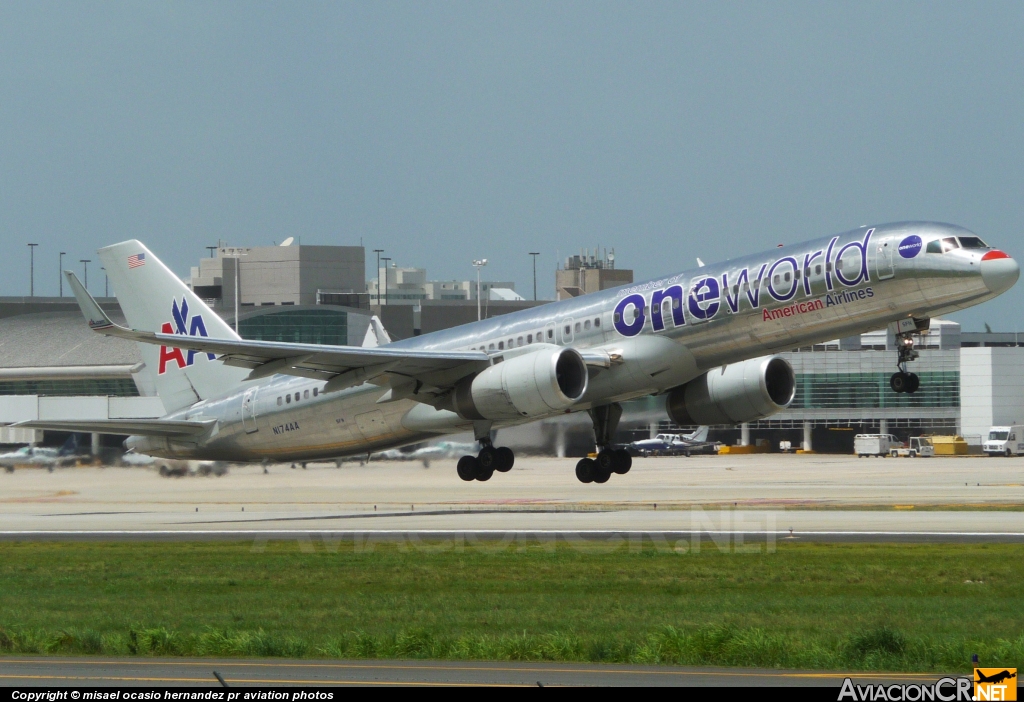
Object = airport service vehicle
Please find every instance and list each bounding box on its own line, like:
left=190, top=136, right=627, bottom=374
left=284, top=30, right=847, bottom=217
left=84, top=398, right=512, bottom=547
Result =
left=854, top=434, right=901, bottom=457
left=629, top=427, right=713, bottom=457
left=890, top=436, right=934, bottom=458
left=19, top=222, right=1018, bottom=485
left=983, top=426, right=1024, bottom=457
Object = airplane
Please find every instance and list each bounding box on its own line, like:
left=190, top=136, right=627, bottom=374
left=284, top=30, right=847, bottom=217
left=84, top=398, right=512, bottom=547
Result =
left=0, top=435, right=81, bottom=471
left=17, top=222, right=1018, bottom=485
left=975, top=670, right=1016, bottom=685
left=629, top=427, right=715, bottom=457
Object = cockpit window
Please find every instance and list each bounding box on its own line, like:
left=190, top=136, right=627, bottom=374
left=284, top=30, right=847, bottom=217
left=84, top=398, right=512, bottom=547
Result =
left=940, top=237, right=960, bottom=253
left=926, top=240, right=942, bottom=254
left=957, top=236, right=988, bottom=249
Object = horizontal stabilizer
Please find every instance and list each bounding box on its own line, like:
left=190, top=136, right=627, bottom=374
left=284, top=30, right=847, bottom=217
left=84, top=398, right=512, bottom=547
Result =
left=14, top=419, right=216, bottom=437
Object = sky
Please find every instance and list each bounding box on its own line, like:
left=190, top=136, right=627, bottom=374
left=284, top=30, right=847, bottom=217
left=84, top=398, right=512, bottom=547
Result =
left=1, top=1, right=1022, bottom=330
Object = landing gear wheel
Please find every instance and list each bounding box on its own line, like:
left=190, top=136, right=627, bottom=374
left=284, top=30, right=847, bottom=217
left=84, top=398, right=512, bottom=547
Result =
left=457, top=456, right=479, bottom=482
left=905, top=373, right=920, bottom=394
left=593, top=465, right=611, bottom=483
left=890, top=372, right=910, bottom=394
left=575, top=458, right=595, bottom=483
left=596, top=450, right=617, bottom=474
left=476, top=467, right=494, bottom=481
left=477, top=446, right=498, bottom=471
left=612, top=448, right=632, bottom=474
left=495, top=446, right=514, bottom=472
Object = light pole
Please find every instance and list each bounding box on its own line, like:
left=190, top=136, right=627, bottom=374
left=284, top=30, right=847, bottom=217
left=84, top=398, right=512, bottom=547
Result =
left=206, top=246, right=217, bottom=258
left=472, top=259, right=488, bottom=321
left=221, top=249, right=247, bottom=334
left=529, top=252, right=540, bottom=301
left=80, top=260, right=91, bottom=290
left=373, top=249, right=384, bottom=305
left=27, top=244, right=38, bottom=296
left=59, top=252, right=66, bottom=296
left=381, top=257, right=391, bottom=305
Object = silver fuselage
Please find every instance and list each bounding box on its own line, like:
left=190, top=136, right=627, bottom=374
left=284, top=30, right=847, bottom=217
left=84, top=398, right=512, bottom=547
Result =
left=136, top=222, right=1011, bottom=460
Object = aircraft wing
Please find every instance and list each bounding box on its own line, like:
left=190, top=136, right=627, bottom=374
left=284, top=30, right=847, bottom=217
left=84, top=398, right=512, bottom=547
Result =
left=65, top=271, right=491, bottom=390
left=15, top=419, right=216, bottom=437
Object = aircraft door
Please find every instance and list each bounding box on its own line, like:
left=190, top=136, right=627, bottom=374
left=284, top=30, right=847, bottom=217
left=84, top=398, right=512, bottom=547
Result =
left=241, top=388, right=259, bottom=434
left=875, top=238, right=896, bottom=280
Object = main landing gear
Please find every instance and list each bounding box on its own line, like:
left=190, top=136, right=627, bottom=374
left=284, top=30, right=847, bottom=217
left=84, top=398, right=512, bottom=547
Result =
left=890, top=330, right=920, bottom=394
left=576, top=403, right=632, bottom=484
left=575, top=449, right=632, bottom=484
left=457, top=445, right=515, bottom=482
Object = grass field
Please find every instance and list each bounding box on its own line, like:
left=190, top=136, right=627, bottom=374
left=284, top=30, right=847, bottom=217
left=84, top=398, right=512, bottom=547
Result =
left=0, top=540, right=1021, bottom=671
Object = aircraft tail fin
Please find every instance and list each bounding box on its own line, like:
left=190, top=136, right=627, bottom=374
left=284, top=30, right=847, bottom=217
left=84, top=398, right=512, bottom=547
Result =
left=686, top=426, right=709, bottom=442
left=360, top=315, right=392, bottom=348
left=94, top=241, right=248, bottom=412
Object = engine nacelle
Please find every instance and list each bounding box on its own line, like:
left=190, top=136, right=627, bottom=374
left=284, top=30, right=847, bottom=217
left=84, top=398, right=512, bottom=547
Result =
left=452, top=345, right=588, bottom=420
left=666, top=355, right=795, bottom=425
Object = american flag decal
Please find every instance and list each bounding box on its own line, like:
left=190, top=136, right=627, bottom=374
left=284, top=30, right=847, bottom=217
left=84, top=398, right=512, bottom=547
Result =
left=128, top=253, right=146, bottom=269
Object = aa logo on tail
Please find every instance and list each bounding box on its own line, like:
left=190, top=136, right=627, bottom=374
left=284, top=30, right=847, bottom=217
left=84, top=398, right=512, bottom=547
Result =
left=158, top=297, right=217, bottom=374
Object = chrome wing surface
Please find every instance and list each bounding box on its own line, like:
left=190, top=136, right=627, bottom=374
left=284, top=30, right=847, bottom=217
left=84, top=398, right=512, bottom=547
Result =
left=65, top=271, right=490, bottom=390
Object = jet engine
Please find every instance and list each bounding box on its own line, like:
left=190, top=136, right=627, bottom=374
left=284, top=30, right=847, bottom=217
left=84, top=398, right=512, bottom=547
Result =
left=666, top=355, right=795, bottom=425
left=452, top=346, right=588, bottom=420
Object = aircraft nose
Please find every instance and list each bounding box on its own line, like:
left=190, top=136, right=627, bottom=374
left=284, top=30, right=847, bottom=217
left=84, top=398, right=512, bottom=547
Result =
left=981, top=250, right=1020, bottom=295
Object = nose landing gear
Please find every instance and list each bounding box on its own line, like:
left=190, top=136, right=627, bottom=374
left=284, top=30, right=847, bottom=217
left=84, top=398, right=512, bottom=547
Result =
left=890, top=330, right=920, bottom=394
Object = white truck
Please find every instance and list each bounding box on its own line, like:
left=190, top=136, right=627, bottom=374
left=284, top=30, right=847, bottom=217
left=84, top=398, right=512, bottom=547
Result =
left=983, top=426, right=1024, bottom=456
left=854, top=434, right=901, bottom=457
left=890, top=436, right=935, bottom=458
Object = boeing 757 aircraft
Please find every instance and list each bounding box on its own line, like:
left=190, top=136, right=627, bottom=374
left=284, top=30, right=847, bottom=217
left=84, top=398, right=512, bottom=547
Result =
left=20, top=222, right=1018, bottom=484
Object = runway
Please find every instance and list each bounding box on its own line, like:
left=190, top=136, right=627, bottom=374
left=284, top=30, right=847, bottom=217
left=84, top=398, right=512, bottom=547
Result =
left=0, top=656, right=956, bottom=687
left=1, top=454, right=1022, bottom=541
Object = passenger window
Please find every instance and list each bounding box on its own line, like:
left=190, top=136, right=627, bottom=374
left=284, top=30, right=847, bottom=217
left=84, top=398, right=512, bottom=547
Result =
left=732, top=285, right=738, bottom=294
left=489, top=343, right=495, bottom=350
left=547, top=329, right=553, bottom=339
left=594, top=317, right=600, bottom=327
left=517, top=336, right=523, bottom=345
left=613, top=313, right=621, bottom=324
left=815, top=264, right=822, bottom=275
left=941, top=237, right=959, bottom=253
left=565, top=325, right=571, bottom=335
left=575, top=322, right=581, bottom=333
left=313, top=388, right=318, bottom=397
left=527, top=334, right=533, bottom=343
left=773, top=275, right=780, bottom=285
left=295, top=392, right=300, bottom=402
left=584, top=320, right=590, bottom=330
left=304, top=389, right=309, bottom=399
left=286, top=395, right=291, bottom=404
left=277, top=397, right=282, bottom=406
left=498, top=341, right=504, bottom=350
left=784, top=272, right=791, bottom=282
left=926, top=240, right=942, bottom=253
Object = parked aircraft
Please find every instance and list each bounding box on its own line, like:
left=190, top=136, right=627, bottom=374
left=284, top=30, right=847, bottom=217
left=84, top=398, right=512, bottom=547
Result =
left=629, top=427, right=715, bottom=457
left=18, top=223, right=1018, bottom=484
